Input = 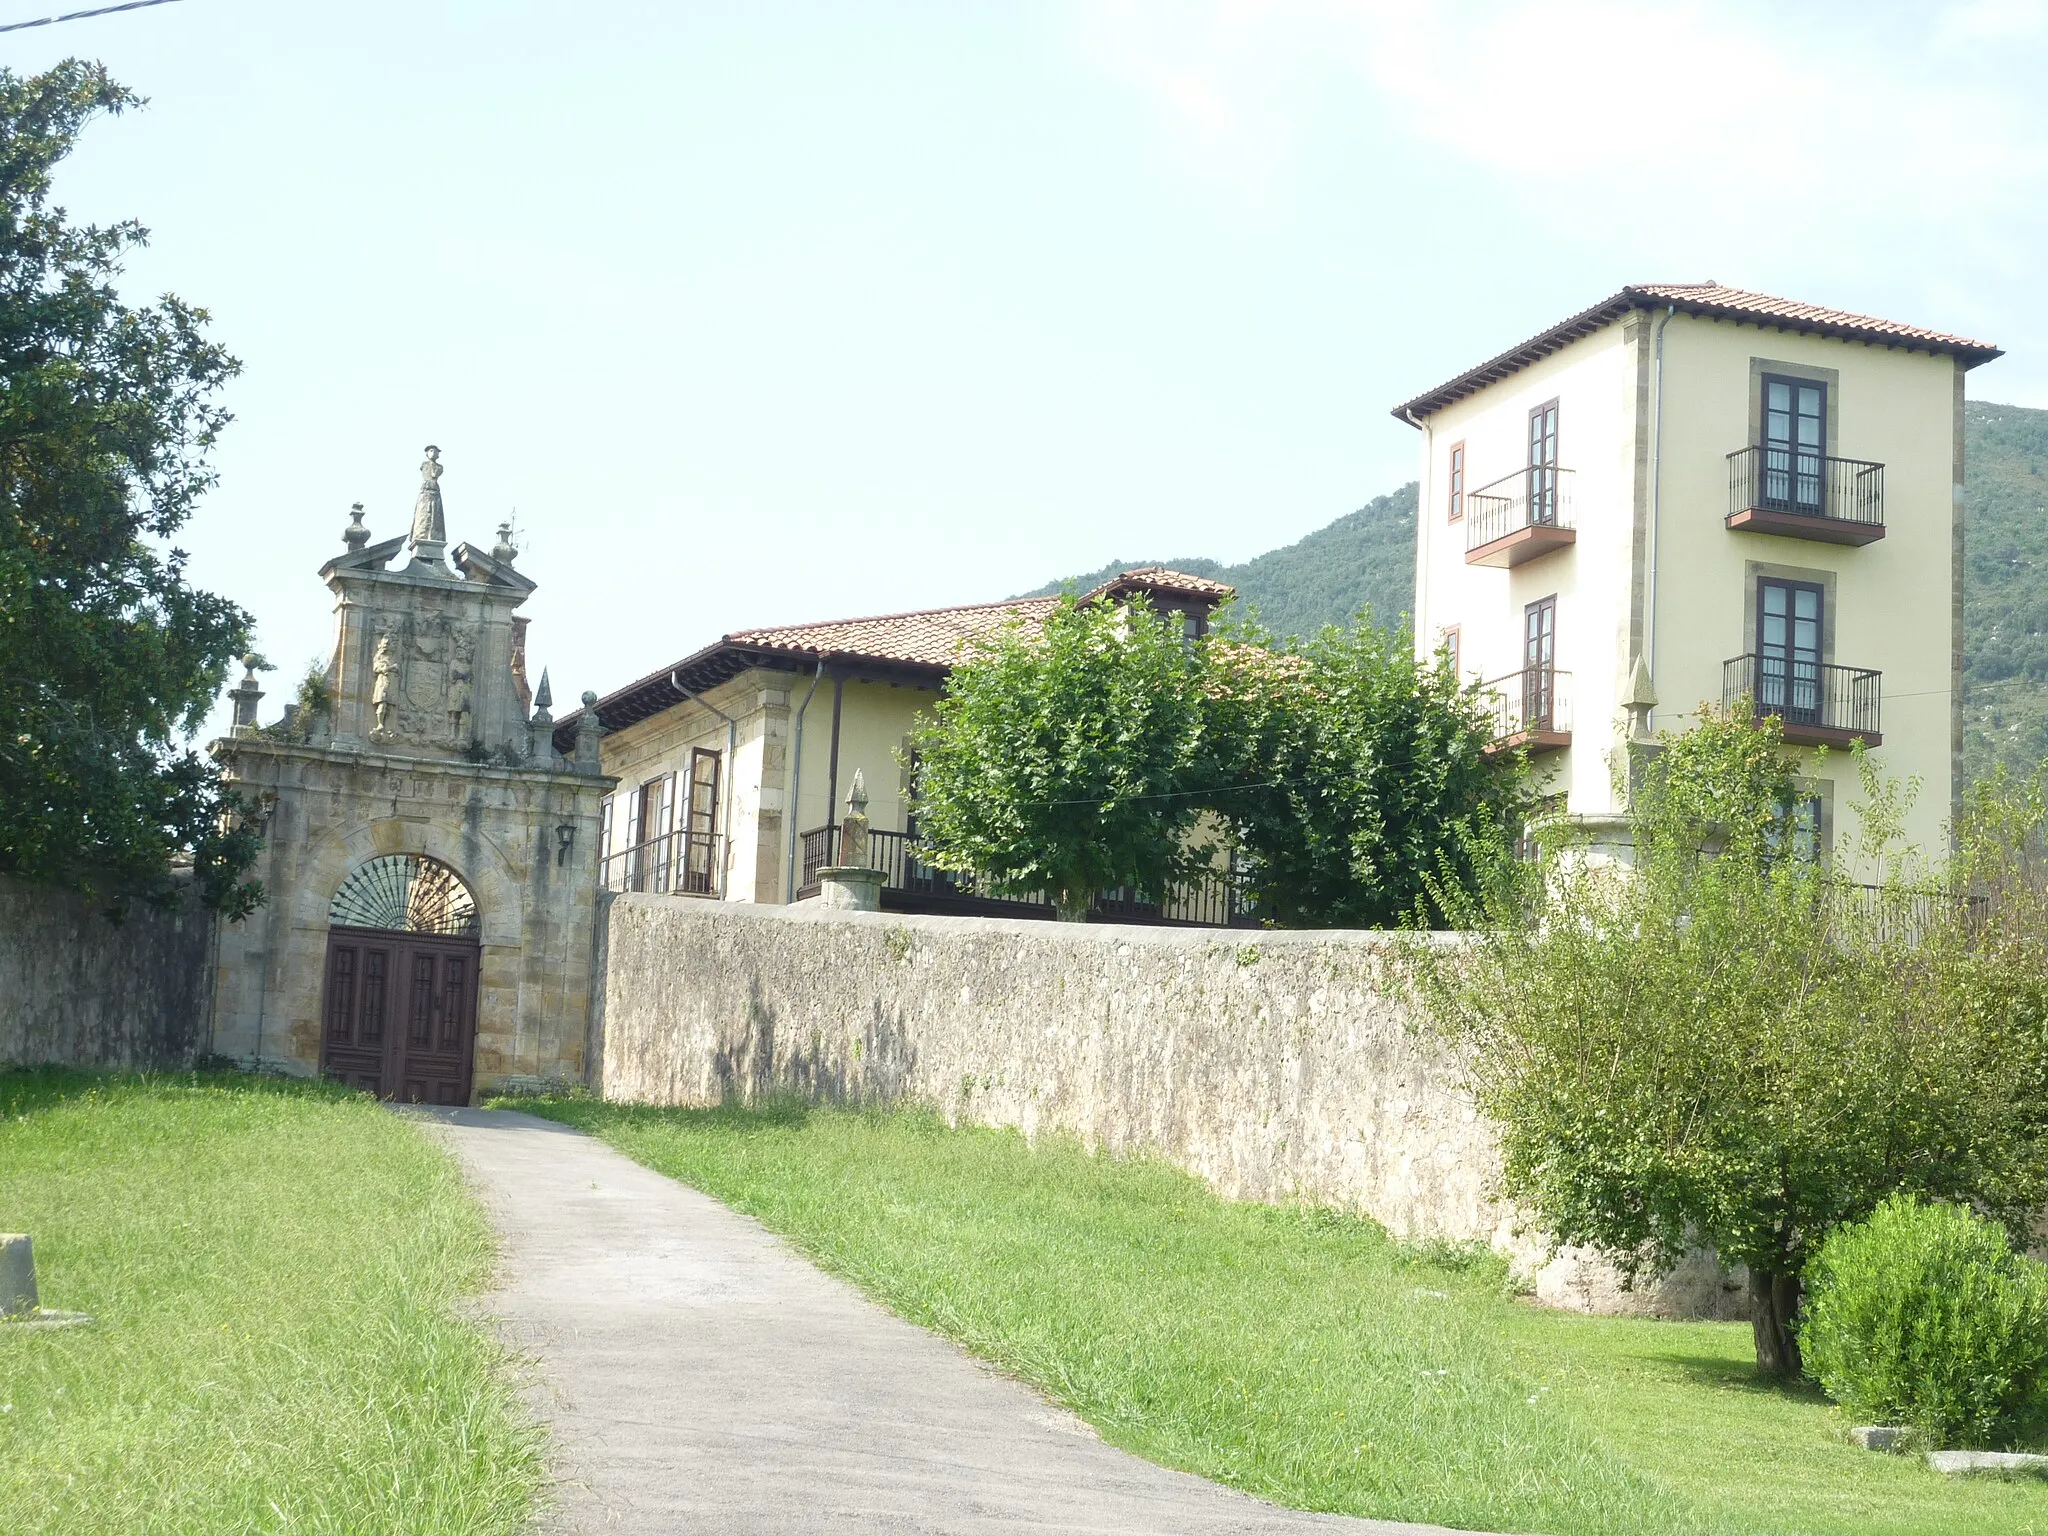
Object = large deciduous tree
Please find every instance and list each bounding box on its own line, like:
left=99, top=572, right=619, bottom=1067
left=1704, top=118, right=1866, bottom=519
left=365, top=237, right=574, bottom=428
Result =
left=1203, top=619, right=1523, bottom=928
left=1415, top=709, right=2048, bottom=1378
left=0, top=61, right=259, bottom=914
left=910, top=593, right=1207, bottom=920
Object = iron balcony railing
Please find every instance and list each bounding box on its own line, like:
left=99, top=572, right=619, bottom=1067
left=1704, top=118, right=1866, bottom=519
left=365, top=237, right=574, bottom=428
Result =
left=1727, top=445, right=1884, bottom=531
left=1464, top=464, right=1575, bottom=554
left=799, top=825, right=1257, bottom=928
left=1723, top=654, right=1881, bottom=740
left=601, top=830, right=723, bottom=897
left=1481, top=667, right=1570, bottom=746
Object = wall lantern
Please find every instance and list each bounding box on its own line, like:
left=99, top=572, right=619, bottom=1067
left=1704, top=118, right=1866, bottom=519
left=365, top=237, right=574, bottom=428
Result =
left=555, top=823, right=575, bottom=867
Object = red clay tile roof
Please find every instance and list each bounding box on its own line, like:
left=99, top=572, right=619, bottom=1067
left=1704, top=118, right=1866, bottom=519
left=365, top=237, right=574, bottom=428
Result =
left=728, top=594, right=1062, bottom=670
left=570, top=568, right=1233, bottom=744
left=1392, top=281, right=2003, bottom=422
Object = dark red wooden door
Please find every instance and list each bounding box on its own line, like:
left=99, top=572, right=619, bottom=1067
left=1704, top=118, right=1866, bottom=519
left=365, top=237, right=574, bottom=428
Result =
left=320, top=925, right=479, bottom=1105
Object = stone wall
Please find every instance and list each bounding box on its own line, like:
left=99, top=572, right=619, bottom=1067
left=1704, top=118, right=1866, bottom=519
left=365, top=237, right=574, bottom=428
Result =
left=598, top=896, right=1745, bottom=1319
left=0, top=873, right=216, bottom=1070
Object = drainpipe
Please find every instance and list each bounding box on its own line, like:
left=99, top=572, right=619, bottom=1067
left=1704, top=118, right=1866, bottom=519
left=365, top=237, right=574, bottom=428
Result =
left=1646, top=304, right=1678, bottom=715
left=824, top=670, right=846, bottom=842
left=1403, top=408, right=1434, bottom=648
left=783, top=658, right=827, bottom=902
left=669, top=669, right=741, bottom=901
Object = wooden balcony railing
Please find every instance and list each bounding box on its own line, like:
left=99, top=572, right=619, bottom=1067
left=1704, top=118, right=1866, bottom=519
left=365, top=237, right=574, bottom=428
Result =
left=1723, top=653, right=1882, bottom=748
left=798, top=825, right=1257, bottom=928
left=1465, top=465, right=1576, bottom=567
left=1726, top=446, right=1885, bottom=545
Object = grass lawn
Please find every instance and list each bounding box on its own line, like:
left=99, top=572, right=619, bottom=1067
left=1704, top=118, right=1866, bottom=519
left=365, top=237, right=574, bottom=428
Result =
left=1, top=1070, right=541, bottom=1535
left=511, top=1097, right=2048, bottom=1536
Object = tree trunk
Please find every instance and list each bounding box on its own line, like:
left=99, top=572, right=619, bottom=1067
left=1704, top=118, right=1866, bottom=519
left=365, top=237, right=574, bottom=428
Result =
left=1748, top=1267, right=1803, bottom=1378
left=1054, top=892, right=1091, bottom=923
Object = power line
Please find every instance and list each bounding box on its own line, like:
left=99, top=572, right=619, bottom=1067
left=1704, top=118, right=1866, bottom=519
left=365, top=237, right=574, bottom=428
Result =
left=0, top=0, right=181, bottom=34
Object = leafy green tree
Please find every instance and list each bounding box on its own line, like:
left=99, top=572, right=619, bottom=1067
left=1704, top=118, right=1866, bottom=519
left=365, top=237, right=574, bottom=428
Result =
left=1203, top=618, right=1523, bottom=928
left=910, top=593, right=1207, bottom=920
left=0, top=62, right=259, bottom=915
left=1415, top=708, right=2048, bottom=1378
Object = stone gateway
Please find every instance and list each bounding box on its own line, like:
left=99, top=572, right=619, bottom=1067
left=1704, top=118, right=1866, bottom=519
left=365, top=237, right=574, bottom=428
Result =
left=208, top=451, right=614, bottom=1099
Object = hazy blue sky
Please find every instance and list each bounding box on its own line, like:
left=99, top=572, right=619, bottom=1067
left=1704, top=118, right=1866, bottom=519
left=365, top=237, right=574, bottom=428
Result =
left=11, top=0, right=2046, bottom=726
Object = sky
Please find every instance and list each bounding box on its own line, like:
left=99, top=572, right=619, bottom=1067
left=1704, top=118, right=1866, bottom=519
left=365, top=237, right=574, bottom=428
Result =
left=9, top=0, right=2048, bottom=733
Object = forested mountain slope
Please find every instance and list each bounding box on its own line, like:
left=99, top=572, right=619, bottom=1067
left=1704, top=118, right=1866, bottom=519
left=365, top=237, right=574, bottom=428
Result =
left=1020, top=484, right=1418, bottom=640
left=1037, top=405, right=2048, bottom=782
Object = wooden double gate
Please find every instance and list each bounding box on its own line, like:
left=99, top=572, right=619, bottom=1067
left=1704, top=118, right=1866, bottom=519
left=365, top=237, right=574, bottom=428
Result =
left=319, top=925, right=479, bottom=1105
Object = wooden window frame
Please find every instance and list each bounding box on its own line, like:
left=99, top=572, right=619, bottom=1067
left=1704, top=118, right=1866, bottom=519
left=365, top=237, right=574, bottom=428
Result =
left=1447, top=441, right=1466, bottom=522
left=1442, top=624, right=1460, bottom=677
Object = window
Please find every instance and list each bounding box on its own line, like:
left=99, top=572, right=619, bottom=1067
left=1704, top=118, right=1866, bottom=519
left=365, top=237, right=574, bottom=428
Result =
left=682, top=748, right=721, bottom=895
left=1761, top=375, right=1827, bottom=514
left=1769, top=792, right=1825, bottom=864
left=1447, top=442, right=1466, bottom=522
left=1523, top=595, right=1557, bottom=730
left=627, top=775, right=673, bottom=892
left=1756, top=577, right=1824, bottom=724
left=1442, top=625, right=1460, bottom=677
left=1527, top=400, right=1559, bottom=526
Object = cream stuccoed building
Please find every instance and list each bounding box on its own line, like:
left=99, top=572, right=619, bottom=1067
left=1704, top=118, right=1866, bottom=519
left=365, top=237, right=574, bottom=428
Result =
left=1396, top=282, right=2002, bottom=867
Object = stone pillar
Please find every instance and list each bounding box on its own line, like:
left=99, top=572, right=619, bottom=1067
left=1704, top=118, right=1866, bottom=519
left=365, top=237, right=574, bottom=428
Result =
left=227, top=656, right=266, bottom=731
left=1, top=1234, right=37, bottom=1316
left=574, top=690, right=604, bottom=774
left=816, top=866, right=884, bottom=911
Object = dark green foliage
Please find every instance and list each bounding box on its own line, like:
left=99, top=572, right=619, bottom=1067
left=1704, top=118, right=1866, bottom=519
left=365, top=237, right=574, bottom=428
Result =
left=0, top=62, right=257, bottom=915
left=1802, top=1195, right=2048, bottom=1448
left=1416, top=713, right=2048, bottom=1376
left=1204, top=619, right=1523, bottom=928
left=909, top=593, right=1208, bottom=918
left=1022, top=484, right=1419, bottom=642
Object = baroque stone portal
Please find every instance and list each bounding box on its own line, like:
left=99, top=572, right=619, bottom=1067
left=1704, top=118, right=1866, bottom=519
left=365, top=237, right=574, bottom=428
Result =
left=209, top=448, right=614, bottom=1099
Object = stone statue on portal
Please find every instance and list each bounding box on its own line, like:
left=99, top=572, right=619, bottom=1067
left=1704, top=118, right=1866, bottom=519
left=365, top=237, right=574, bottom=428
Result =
left=410, top=445, right=445, bottom=549
left=371, top=634, right=397, bottom=735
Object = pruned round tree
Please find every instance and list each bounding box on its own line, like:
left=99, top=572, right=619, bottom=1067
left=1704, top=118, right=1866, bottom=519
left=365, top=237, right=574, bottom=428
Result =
left=910, top=593, right=1207, bottom=920
left=1202, top=617, right=1522, bottom=929
left=0, top=62, right=259, bottom=915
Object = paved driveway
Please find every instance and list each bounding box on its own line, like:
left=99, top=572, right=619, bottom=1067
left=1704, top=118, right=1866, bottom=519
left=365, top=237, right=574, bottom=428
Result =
left=419, top=1106, right=1479, bottom=1535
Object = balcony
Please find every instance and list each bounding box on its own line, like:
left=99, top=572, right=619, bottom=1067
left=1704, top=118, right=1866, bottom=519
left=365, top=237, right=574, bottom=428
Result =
left=1465, top=466, right=1576, bottom=567
left=1723, top=654, right=1882, bottom=748
left=798, top=826, right=1257, bottom=928
left=601, top=830, right=724, bottom=896
left=1725, top=446, right=1885, bottom=546
left=1481, top=667, right=1571, bottom=756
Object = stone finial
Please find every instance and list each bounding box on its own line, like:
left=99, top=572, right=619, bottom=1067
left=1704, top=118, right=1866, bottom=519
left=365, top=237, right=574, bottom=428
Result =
left=839, top=768, right=871, bottom=869
left=534, top=668, right=553, bottom=712
left=343, top=502, right=369, bottom=552
left=228, top=653, right=267, bottom=730
left=1622, top=654, right=1658, bottom=741
left=409, top=444, right=447, bottom=564
left=493, top=519, right=518, bottom=563
left=573, top=690, right=604, bottom=775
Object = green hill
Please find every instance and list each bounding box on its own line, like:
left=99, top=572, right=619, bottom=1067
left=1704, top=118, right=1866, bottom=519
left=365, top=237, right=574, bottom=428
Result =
left=1020, top=483, right=1418, bottom=639
left=1034, top=405, right=2048, bottom=784
left=1961, top=401, right=2048, bottom=781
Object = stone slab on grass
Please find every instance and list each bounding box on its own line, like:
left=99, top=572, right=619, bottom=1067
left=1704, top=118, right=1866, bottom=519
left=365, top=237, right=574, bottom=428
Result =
left=1927, top=1450, right=2048, bottom=1477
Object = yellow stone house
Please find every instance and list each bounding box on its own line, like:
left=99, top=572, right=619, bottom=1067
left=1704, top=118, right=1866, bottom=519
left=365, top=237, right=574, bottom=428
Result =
left=565, top=568, right=1240, bottom=921
left=1395, top=282, right=2001, bottom=867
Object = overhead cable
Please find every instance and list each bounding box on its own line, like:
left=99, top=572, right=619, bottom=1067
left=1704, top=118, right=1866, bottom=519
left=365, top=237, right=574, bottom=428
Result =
left=0, top=0, right=182, bottom=34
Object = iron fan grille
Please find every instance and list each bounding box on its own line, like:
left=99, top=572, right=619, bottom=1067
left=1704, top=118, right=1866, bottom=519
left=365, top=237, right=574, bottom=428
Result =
left=328, top=854, right=481, bottom=939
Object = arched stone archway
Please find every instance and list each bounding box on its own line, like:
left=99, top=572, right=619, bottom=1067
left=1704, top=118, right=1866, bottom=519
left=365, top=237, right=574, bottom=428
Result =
left=319, top=854, right=483, bottom=1104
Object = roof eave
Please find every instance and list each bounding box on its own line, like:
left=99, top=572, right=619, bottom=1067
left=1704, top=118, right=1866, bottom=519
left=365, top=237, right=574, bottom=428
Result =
left=1392, top=288, right=2004, bottom=425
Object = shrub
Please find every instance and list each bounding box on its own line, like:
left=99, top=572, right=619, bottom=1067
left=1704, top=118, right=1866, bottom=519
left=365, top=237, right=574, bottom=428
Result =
left=1801, top=1194, right=2048, bottom=1447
